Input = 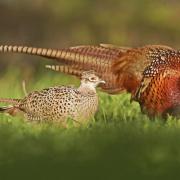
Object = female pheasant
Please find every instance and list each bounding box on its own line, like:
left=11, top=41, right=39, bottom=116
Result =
left=0, top=71, right=105, bottom=124
left=0, top=44, right=180, bottom=117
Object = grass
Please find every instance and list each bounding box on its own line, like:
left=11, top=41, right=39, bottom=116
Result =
left=0, top=68, right=180, bottom=180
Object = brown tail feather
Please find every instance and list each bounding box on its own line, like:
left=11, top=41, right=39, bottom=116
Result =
left=0, top=98, right=21, bottom=104
left=0, top=45, right=64, bottom=61
left=0, top=44, right=117, bottom=69
left=45, top=64, right=107, bottom=78
left=100, top=44, right=131, bottom=52
left=0, top=106, right=18, bottom=116
left=45, top=65, right=82, bottom=77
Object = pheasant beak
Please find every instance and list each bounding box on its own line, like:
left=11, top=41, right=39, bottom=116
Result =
left=99, top=80, right=106, bottom=84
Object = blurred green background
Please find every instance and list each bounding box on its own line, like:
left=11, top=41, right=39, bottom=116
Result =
left=1, top=0, right=180, bottom=180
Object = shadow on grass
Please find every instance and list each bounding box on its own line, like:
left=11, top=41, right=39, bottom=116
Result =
left=0, top=117, right=180, bottom=180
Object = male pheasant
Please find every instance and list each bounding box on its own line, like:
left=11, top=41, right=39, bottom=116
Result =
left=0, top=71, right=105, bottom=124
left=0, top=44, right=180, bottom=117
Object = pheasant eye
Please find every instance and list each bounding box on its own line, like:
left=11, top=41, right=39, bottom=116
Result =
left=89, top=77, right=96, bottom=81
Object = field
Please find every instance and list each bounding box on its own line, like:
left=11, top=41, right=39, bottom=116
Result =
left=0, top=68, right=180, bottom=180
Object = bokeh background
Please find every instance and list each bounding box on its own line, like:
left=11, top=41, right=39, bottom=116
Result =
left=1, top=1, right=180, bottom=180
left=0, top=0, right=180, bottom=74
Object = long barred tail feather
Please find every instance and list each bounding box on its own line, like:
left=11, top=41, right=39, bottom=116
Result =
left=0, top=98, right=21, bottom=104
left=45, top=65, right=82, bottom=77
left=0, top=44, right=119, bottom=70
left=45, top=64, right=105, bottom=79
left=0, top=105, right=18, bottom=116
left=0, top=98, right=21, bottom=116
left=0, top=106, right=13, bottom=112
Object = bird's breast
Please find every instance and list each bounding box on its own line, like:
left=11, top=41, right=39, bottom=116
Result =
left=136, top=73, right=180, bottom=117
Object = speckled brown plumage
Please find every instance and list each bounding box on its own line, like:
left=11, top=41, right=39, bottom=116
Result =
left=1, top=44, right=180, bottom=117
left=0, top=71, right=105, bottom=123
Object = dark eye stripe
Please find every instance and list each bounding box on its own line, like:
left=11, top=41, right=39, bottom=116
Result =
left=89, top=76, right=98, bottom=81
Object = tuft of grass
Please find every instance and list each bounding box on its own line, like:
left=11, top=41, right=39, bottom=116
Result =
left=0, top=68, right=180, bottom=180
